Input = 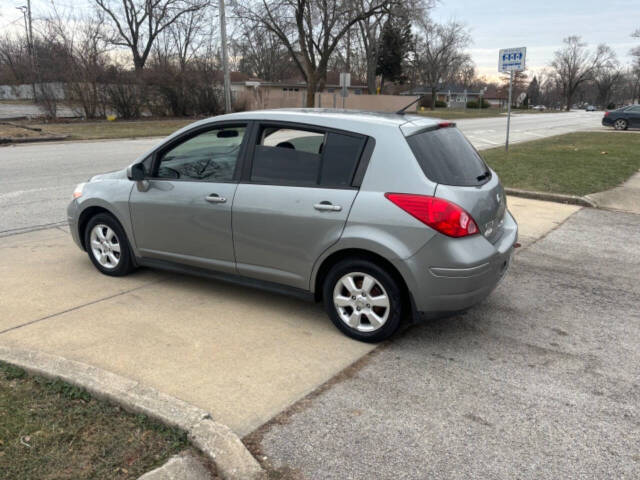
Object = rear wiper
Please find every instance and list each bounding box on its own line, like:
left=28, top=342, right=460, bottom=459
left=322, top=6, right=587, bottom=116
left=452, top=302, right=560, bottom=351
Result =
left=476, top=170, right=491, bottom=181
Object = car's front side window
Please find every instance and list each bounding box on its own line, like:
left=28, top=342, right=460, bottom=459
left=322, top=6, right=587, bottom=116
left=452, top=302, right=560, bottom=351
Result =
left=156, top=126, right=246, bottom=181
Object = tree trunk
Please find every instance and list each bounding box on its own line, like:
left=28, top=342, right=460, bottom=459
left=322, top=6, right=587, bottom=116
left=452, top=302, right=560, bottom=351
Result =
left=431, top=87, right=437, bottom=110
left=306, top=79, right=316, bottom=107
left=566, top=92, right=572, bottom=111
left=367, top=56, right=377, bottom=94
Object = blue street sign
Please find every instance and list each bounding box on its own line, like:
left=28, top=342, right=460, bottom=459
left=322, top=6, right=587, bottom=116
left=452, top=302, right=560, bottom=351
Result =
left=498, top=47, right=526, bottom=72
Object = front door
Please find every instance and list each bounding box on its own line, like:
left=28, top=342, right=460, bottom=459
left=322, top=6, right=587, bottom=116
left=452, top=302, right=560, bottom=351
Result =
left=232, top=123, right=367, bottom=289
left=129, top=124, right=247, bottom=273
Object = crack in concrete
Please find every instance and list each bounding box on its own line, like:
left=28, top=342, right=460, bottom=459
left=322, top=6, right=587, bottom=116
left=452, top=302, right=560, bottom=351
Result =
left=0, top=279, right=164, bottom=336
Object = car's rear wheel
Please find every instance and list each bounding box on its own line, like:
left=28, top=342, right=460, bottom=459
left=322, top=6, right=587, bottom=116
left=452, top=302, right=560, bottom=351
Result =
left=84, top=213, right=134, bottom=276
left=614, top=119, right=628, bottom=130
left=322, top=258, right=403, bottom=342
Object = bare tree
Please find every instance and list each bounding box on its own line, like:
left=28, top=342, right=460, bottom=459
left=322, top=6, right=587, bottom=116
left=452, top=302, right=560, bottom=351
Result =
left=236, top=0, right=391, bottom=107
left=550, top=36, right=615, bottom=111
left=234, top=24, right=297, bottom=81
left=94, top=0, right=210, bottom=72
left=413, top=19, right=472, bottom=109
left=593, top=52, right=622, bottom=108
left=45, top=6, right=111, bottom=118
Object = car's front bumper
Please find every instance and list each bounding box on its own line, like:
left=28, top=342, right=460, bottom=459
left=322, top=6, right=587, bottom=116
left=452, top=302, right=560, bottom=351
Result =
left=67, top=199, right=83, bottom=250
left=395, top=210, right=518, bottom=317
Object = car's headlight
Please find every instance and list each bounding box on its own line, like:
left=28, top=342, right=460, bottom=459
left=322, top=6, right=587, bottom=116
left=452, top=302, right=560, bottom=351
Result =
left=72, top=183, right=86, bottom=199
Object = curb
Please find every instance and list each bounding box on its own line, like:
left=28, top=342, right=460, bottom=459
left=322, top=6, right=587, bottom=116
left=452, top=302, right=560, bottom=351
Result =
left=505, top=187, right=597, bottom=208
left=0, top=345, right=265, bottom=480
left=0, top=135, right=69, bottom=144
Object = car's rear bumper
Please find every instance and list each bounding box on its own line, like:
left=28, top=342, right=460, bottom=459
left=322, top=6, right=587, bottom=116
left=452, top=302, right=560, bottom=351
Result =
left=395, top=210, right=518, bottom=316
left=602, top=117, right=614, bottom=126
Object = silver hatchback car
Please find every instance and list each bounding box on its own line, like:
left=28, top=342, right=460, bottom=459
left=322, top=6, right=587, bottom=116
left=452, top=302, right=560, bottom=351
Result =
left=68, top=109, right=517, bottom=342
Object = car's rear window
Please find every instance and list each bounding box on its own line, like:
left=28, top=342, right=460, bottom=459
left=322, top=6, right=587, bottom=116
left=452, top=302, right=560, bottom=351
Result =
left=406, top=127, right=489, bottom=186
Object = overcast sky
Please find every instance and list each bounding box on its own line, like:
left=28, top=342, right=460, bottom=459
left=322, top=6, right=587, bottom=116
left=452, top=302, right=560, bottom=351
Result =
left=432, top=0, right=638, bottom=80
left=1, top=0, right=637, bottom=82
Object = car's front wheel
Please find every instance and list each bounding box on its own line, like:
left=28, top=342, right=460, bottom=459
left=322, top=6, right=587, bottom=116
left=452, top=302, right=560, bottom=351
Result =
left=84, top=213, right=135, bottom=276
left=323, top=258, right=403, bottom=342
left=614, top=119, right=628, bottom=130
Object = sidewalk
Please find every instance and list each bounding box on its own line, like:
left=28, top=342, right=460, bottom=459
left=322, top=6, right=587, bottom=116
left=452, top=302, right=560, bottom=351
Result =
left=587, top=170, right=640, bottom=214
left=0, top=197, right=580, bottom=438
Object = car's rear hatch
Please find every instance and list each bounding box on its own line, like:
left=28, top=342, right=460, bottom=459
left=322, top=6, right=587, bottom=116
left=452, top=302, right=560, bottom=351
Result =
left=403, top=122, right=507, bottom=243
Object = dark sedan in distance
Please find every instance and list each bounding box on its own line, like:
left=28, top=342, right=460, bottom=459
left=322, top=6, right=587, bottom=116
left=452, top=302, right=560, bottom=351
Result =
left=602, top=105, right=640, bottom=130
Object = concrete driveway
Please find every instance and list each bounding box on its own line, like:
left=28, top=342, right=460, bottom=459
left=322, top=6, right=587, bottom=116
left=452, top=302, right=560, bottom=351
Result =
left=251, top=208, right=640, bottom=479
left=0, top=198, right=578, bottom=436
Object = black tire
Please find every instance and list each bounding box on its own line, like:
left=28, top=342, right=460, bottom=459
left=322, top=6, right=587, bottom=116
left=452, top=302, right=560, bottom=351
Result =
left=84, top=213, right=135, bottom=277
left=322, top=258, right=403, bottom=342
left=614, top=119, right=628, bottom=131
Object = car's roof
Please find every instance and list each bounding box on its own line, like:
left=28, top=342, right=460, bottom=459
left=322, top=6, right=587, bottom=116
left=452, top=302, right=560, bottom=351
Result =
left=195, top=108, right=442, bottom=136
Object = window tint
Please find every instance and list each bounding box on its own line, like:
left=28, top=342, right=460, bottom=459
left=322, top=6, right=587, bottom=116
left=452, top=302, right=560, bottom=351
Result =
left=251, top=127, right=323, bottom=185
left=156, top=126, right=245, bottom=181
left=261, top=128, right=324, bottom=154
left=319, top=133, right=365, bottom=186
left=628, top=106, right=640, bottom=113
left=251, top=125, right=366, bottom=187
left=406, top=127, right=489, bottom=187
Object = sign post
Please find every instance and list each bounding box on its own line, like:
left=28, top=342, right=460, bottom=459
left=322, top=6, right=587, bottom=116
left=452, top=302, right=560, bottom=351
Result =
left=339, top=72, right=350, bottom=108
left=499, top=47, right=526, bottom=151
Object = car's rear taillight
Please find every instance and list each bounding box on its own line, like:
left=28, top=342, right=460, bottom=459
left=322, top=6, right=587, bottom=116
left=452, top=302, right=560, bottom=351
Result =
left=604, top=111, right=609, bottom=117
left=385, top=193, right=479, bottom=238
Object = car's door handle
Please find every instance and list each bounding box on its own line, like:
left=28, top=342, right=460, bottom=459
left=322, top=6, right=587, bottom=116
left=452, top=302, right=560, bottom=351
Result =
left=314, top=202, right=342, bottom=212
left=205, top=194, right=227, bottom=204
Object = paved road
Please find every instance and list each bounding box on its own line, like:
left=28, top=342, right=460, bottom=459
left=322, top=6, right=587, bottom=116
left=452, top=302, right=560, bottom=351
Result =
left=252, top=208, right=640, bottom=480
left=457, top=110, right=603, bottom=149
left=0, top=111, right=603, bottom=236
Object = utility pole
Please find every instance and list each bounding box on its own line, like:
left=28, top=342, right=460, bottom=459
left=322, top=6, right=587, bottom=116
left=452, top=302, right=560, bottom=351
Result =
left=219, top=0, right=232, bottom=113
left=505, top=70, right=513, bottom=151
left=17, top=3, right=37, bottom=101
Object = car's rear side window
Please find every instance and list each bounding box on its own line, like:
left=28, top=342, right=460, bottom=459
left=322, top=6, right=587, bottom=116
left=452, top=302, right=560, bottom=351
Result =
left=251, top=125, right=365, bottom=187
left=319, top=133, right=365, bottom=186
left=406, top=127, right=489, bottom=186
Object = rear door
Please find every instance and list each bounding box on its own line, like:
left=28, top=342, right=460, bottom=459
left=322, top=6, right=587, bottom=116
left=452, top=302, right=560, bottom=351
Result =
left=627, top=105, right=640, bottom=127
left=232, top=122, right=367, bottom=289
left=405, top=125, right=507, bottom=243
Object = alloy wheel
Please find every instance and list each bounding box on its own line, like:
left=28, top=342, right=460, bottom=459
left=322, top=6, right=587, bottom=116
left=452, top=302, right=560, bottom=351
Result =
left=614, top=119, right=627, bottom=130
left=333, top=272, right=390, bottom=332
left=89, top=224, right=121, bottom=269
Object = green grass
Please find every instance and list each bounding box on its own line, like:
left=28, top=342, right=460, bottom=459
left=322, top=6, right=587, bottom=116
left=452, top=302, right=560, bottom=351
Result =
left=0, top=361, right=189, bottom=479
left=481, top=132, right=640, bottom=196
left=31, top=118, right=194, bottom=140
left=417, top=109, right=504, bottom=120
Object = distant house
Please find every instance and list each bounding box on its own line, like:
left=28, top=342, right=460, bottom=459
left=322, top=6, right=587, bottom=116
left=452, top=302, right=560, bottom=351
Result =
left=402, top=84, right=508, bottom=109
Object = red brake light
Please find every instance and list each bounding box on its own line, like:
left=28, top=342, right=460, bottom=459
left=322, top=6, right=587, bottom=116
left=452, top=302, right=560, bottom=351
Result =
left=384, top=193, right=479, bottom=238
left=604, top=111, right=609, bottom=117
left=438, top=121, right=454, bottom=128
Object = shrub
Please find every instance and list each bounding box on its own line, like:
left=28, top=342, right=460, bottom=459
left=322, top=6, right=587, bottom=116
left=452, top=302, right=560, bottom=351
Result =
left=435, top=100, right=447, bottom=108
left=466, top=99, right=490, bottom=109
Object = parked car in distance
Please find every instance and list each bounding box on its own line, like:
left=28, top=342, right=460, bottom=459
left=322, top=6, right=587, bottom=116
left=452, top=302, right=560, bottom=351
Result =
left=602, top=105, right=640, bottom=130
left=532, top=105, right=546, bottom=111
left=67, top=109, right=518, bottom=342
left=585, top=105, right=597, bottom=112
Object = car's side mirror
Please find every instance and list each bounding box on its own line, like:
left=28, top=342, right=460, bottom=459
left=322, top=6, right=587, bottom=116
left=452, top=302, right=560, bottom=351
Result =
left=127, top=163, right=146, bottom=181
